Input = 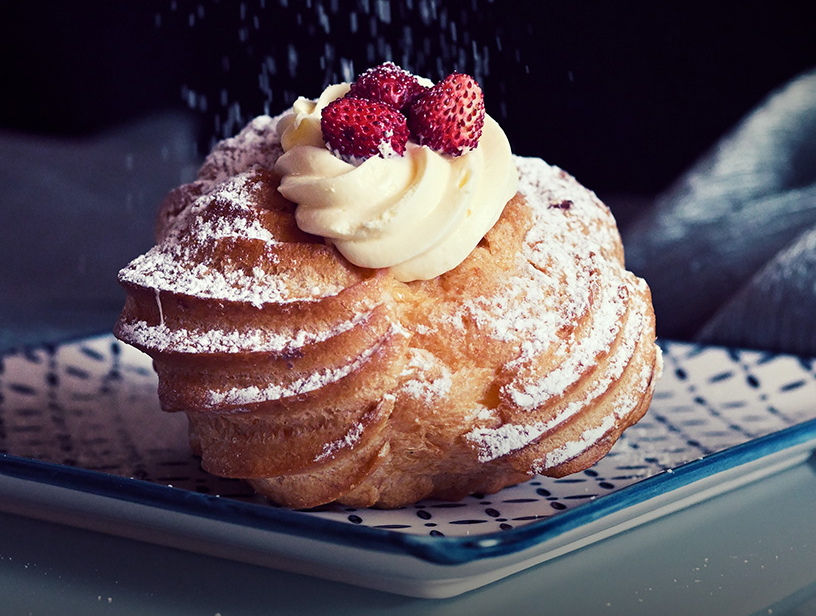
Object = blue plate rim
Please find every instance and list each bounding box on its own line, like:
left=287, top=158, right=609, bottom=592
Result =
left=1, top=416, right=814, bottom=566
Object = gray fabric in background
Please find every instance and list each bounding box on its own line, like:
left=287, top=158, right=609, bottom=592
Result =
left=623, top=68, right=816, bottom=355
left=697, top=225, right=816, bottom=356
left=0, top=112, right=200, bottom=350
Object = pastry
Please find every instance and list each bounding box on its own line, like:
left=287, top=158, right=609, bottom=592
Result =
left=115, top=63, right=661, bottom=508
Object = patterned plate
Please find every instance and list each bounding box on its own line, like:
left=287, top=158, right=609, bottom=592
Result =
left=1, top=334, right=815, bottom=596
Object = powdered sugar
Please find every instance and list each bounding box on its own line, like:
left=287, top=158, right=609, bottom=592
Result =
left=314, top=421, right=366, bottom=463
left=531, top=414, right=617, bottom=472
left=459, top=158, right=653, bottom=464
left=461, top=266, right=560, bottom=345
left=399, top=349, right=453, bottom=403
left=118, top=113, right=346, bottom=307
left=116, top=120, right=656, bottom=479
left=122, top=250, right=332, bottom=308
left=119, top=168, right=344, bottom=307
left=199, top=114, right=286, bottom=183
left=506, top=275, right=626, bottom=411
left=454, top=157, right=637, bottom=413
left=197, top=208, right=277, bottom=244
left=466, top=289, right=648, bottom=463
left=205, top=327, right=396, bottom=408
left=514, top=156, right=622, bottom=259
left=117, top=307, right=376, bottom=354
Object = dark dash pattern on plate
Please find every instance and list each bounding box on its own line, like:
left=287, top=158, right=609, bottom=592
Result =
left=0, top=335, right=814, bottom=537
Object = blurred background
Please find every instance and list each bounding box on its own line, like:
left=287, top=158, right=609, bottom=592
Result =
left=1, top=0, right=815, bottom=352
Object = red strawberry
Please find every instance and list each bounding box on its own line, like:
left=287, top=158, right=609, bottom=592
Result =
left=347, top=62, right=429, bottom=112
left=321, top=96, right=410, bottom=162
left=407, top=72, right=485, bottom=157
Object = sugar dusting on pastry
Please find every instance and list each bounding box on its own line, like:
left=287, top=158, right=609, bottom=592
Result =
left=114, top=65, right=661, bottom=508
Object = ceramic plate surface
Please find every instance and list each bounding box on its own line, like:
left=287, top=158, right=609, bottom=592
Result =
left=1, top=335, right=815, bottom=597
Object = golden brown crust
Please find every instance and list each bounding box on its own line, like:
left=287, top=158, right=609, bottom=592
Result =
left=115, top=117, right=661, bottom=509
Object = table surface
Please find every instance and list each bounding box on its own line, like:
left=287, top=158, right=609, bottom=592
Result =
left=0, top=456, right=814, bottom=616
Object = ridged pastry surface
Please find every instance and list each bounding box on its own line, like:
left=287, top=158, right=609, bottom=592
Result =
left=115, top=114, right=661, bottom=509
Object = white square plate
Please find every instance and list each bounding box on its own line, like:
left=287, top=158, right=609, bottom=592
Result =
left=1, top=335, right=814, bottom=597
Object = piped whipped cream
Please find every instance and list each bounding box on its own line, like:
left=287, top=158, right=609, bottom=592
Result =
left=274, top=81, right=519, bottom=282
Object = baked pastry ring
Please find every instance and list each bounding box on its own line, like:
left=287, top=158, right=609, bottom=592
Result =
left=115, top=115, right=661, bottom=508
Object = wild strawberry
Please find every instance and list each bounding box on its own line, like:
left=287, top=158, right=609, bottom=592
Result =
left=347, top=62, right=429, bottom=112
left=407, top=72, right=485, bottom=157
left=321, top=96, right=410, bottom=163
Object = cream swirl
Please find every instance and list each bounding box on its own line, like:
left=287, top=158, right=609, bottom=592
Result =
left=275, top=81, right=518, bottom=282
